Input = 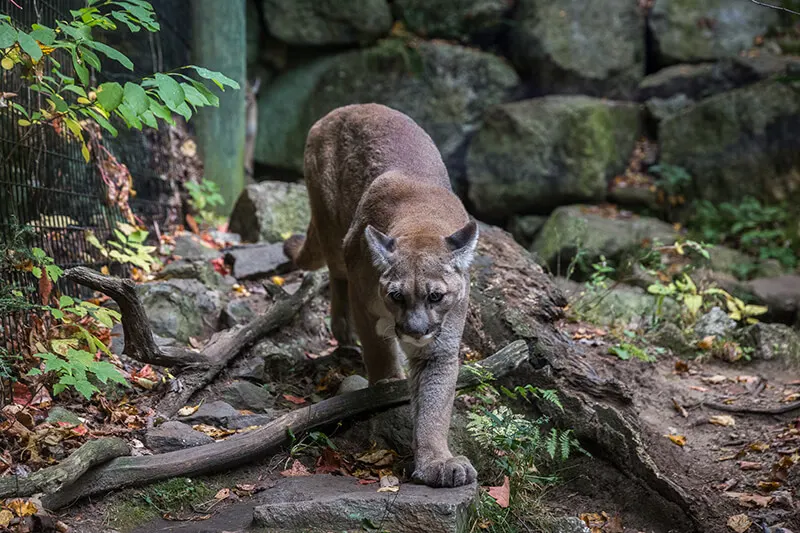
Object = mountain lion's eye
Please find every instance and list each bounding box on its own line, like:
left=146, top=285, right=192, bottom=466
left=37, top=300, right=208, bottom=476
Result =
left=389, top=291, right=404, bottom=303
left=428, top=291, right=444, bottom=303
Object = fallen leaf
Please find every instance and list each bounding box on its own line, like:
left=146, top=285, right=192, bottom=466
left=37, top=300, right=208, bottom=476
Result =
left=191, top=424, right=236, bottom=439
left=737, top=493, right=771, bottom=508
left=11, top=382, right=33, bottom=405
left=666, top=434, right=686, bottom=447
left=689, top=385, right=708, bottom=392
left=709, top=415, right=736, bottom=427
left=697, top=335, right=715, bottom=350
left=738, top=461, right=762, bottom=471
left=377, top=475, right=400, bottom=493
left=280, top=459, right=311, bottom=477
left=726, top=514, right=752, bottom=533
left=356, top=449, right=396, bottom=467
left=672, top=398, right=689, bottom=418
left=781, top=392, right=800, bottom=402
left=235, top=483, right=256, bottom=492
left=8, top=499, right=37, bottom=517
left=702, top=375, right=727, bottom=385
left=675, top=360, right=690, bottom=373
left=486, top=476, right=510, bottom=508
left=185, top=214, right=200, bottom=234
left=214, top=488, right=230, bottom=500
left=0, top=509, right=12, bottom=527
left=358, top=479, right=379, bottom=485
left=735, top=375, right=759, bottom=384
left=282, top=394, right=307, bottom=405
left=177, top=404, right=201, bottom=417
left=749, top=442, right=769, bottom=453
left=315, top=447, right=344, bottom=475
left=270, top=275, right=285, bottom=287
left=757, top=481, right=781, bottom=492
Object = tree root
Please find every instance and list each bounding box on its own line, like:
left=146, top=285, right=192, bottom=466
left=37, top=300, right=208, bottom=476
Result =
left=704, top=400, right=800, bottom=415
left=0, top=438, right=130, bottom=499
left=40, top=340, right=528, bottom=511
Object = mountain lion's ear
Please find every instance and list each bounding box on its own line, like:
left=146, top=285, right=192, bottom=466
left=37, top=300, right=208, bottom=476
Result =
left=365, top=225, right=396, bottom=271
left=446, top=220, right=479, bottom=271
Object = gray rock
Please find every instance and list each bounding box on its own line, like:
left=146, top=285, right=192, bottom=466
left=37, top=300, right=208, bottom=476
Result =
left=694, top=306, right=737, bottom=339
left=171, top=232, right=221, bottom=261
left=570, top=283, right=679, bottom=329
left=228, top=181, right=311, bottom=244
left=659, top=81, right=800, bottom=205
left=252, top=475, right=478, bottom=533
left=222, top=381, right=273, bottom=412
left=178, top=400, right=240, bottom=427
left=544, top=516, right=592, bottom=533
left=224, top=242, right=291, bottom=280
left=506, top=215, right=547, bottom=249
left=531, top=205, right=676, bottom=276
left=261, top=0, right=392, bottom=46
left=336, top=375, right=369, bottom=396
left=510, top=0, right=645, bottom=99
left=208, top=230, right=242, bottom=245
left=466, top=97, right=640, bottom=221
left=395, top=0, right=510, bottom=41
left=747, top=275, right=800, bottom=325
left=46, top=407, right=82, bottom=426
left=649, top=322, right=694, bottom=356
left=138, top=279, right=225, bottom=343
left=253, top=42, right=519, bottom=195
left=231, top=356, right=266, bottom=383
left=253, top=339, right=309, bottom=382
left=648, top=0, right=779, bottom=67
left=645, top=94, right=694, bottom=122
left=735, top=322, right=800, bottom=367
left=639, top=56, right=800, bottom=103
left=145, top=421, right=214, bottom=453
left=227, top=412, right=277, bottom=430
left=156, top=259, right=228, bottom=289
left=222, top=299, right=257, bottom=328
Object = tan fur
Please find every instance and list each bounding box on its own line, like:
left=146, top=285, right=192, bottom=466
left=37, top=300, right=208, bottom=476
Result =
left=285, top=104, right=478, bottom=488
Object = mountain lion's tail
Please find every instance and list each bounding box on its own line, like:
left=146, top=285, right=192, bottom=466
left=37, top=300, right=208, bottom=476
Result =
left=283, top=221, right=326, bottom=271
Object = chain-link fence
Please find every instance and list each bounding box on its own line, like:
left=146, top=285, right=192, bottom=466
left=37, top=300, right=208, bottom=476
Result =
left=0, top=0, right=191, bottom=364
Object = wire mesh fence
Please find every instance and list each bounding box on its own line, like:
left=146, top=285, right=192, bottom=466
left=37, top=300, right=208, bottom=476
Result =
left=0, top=0, right=191, bottom=368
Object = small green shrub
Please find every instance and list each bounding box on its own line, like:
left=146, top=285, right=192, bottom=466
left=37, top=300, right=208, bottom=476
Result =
left=185, top=178, right=225, bottom=229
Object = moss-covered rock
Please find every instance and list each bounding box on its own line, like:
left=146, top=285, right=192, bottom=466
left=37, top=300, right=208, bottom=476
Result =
left=509, top=0, right=645, bottom=99
left=228, top=181, right=311, bottom=243
left=394, top=0, right=510, bottom=42
left=659, top=81, right=800, bottom=204
left=531, top=205, right=677, bottom=275
left=736, top=322, right=800, bottom=368
left=648, top=0, right=779, bottom=67
left=254, top=41, right=519, bottom=194
left=138, top=279, right=225, bottom=343
left=466, top=98, right=640, bottom=221
left=260, top=0, right=392, bottom=45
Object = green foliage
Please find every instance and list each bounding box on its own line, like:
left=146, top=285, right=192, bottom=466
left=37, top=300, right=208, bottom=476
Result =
left=0, top=0, right=239, bottom=161
left=587, top=255, right=614, bottom=290
left=286, top=427, right=338, bottom=461
left=609, top=342, right=657, bottom=362
left=691, top=196, right=797, bottom=269
left=650, top=164, right=691, bottom=197
left=86, top=222, right=160, bottom=273
left=29, top=347, right=127, bottom=400
left=185, top=178, right=225, bottom=228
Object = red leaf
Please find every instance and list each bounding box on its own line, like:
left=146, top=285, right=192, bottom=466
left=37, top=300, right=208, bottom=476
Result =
left=486, top=475, right=510, bottom=508
left=282, top=394, right=307, bottom=405
left=358, top=479, right=379, bottom=485
left=280, top=459, right=311, bottom=477
left=71, top=424, right=89, bottom=436
left=39, top=274, right=52, bottom=305
left=185, top=214, right=200, bottom=235
left=210, top=257, right=230, bottom=275
left=11, top=382, right=33, bottom=406
left=315, top=447, right=343, bottom=474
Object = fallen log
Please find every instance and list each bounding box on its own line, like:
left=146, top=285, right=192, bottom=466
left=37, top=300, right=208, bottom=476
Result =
left=155, top=270, right=327, bottom=417
left=0, top=438, right=130, bottom=499
left=41, top=340, right=528, bottom=510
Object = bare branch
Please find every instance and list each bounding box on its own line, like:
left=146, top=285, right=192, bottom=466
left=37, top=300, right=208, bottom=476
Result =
left=749, top=0, right=800, bottom=16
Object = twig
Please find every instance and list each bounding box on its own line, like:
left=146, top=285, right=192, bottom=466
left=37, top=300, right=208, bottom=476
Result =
left=749, top=0, right=800, bottom=16
left=41, top=341, right=529, bottom=510
left=704, top=400, right=800, bottom=415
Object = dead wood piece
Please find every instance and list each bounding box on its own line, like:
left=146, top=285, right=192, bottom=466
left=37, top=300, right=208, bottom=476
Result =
left=41, top=340, right=528, bottom=510
left=64, top=266, right=202, bottom=369
left=704, top=400, right=800, bottom=415
left=0, top=437, right=130, bottom=499
left=155, top=271, right=327, bottom=417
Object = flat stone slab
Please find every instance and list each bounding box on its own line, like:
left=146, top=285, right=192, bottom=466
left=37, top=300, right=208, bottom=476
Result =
left=253, top=474, right=478, bottom=533
left=224, top=243, right=291, bottom=280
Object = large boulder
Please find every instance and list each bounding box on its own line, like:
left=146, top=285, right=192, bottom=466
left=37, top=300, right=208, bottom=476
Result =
left=138, top=279, right=225, bottom=343
left=260, top=0, right=392, bottom=46
left=228, top=181, right=311, bottom=243
left=648, top=0, right=780, bottom=67
left=394, top=0, right=511, bottom=42
left=746, top=274, right=800, bottom=325
left=531, top=205, right=677, bottom=275
left=466, top=97, right=640, bottom=221
left=509, top=0, right=645, bottom=99
left=254, top=41, right=520, bottom=194
left=736, top=322, right=800, bottom=367
left=659, top=81, right=800, bottom=204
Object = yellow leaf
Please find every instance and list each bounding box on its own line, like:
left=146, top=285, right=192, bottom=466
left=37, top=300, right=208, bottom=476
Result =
left=18, top=118, right=31, bottom=126
left=81, top=142, right=90, bottom=162
left=0, top=509, right=12, bottom=527
left=8, top=498, right=37, bottom=517
left=1, top=57, right=14, bottom=70
left=709, top=415, right=735, bottom=427
left=100, top=265, right=110, bottom=275
left=270, top=275, right=285, bottom=287
left=725, top=298, right=740, bottom=314
left=214, top=488, right=230, bottom=500
left=683, top=294, right=703, bottom=316
left=742, top=305, right=768, bottom=317
left=666, top=434, right=686, bottom=446
left=177, top=403, right=201, bottom=417
left=77, top=97, right=91, bottom=104
left=727, top=514, right=752, bottom=533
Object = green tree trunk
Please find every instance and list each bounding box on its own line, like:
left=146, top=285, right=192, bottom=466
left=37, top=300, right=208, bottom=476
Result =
left=191, top=0, right=247, bottom=215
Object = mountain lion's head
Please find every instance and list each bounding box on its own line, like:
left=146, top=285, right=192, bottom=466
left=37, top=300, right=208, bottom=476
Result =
left=364, top=221, right=478, bottom=348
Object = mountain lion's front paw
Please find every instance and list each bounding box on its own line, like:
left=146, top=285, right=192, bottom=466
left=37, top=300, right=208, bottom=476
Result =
left=413, top=456, right=477, bottom=488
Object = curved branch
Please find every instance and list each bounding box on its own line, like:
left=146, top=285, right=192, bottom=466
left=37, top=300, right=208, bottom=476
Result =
left=749, top=0, right=800, bottom=16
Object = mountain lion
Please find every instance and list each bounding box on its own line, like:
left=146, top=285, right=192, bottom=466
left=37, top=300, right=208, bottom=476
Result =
left=284, top=103, right=478, bottom=488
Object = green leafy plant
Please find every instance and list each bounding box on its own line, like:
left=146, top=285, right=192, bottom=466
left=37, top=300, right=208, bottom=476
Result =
left=0, top=0, right=238, bottom=162
left=609, top=342, right=657, bottom=362
left=185, top=178, right=225, bottom=228
left=692, top=196, right=797, bottom=269
left=86, top=222, right=160, bottom=273
left=29, top=347, right=127, bottom=399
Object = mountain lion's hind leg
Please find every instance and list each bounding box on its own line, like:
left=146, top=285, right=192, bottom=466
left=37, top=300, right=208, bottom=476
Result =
left=283, top=219, right=326, bottom=271
left=350, top=300, right=405, bottom=384
left=330, top=277, right=358, bottom=348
